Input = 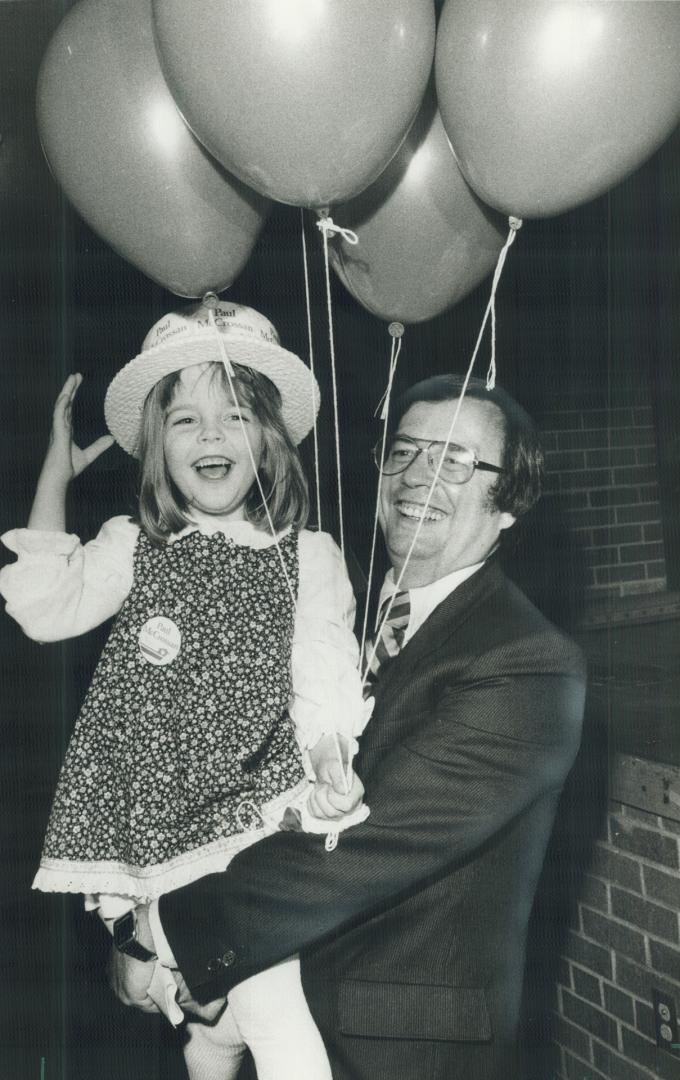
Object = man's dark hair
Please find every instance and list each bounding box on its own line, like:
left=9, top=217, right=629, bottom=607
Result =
left=391, top=375, right=544, bottom=518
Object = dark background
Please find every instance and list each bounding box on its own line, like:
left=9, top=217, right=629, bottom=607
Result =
left=2, top=2, right=679, bottom=1078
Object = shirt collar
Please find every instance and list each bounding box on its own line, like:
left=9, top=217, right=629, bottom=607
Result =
left=378, top=560, right=485, bottom=643
left=170, top=511, right=289, bottom=548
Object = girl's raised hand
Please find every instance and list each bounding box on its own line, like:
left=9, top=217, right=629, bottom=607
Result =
left=27, top=374, right=115, bottom=532
left=45, top=374, right=115, bottom=484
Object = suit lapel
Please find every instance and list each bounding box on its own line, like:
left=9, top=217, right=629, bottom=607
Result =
left=371, top=558, right=503, bottom=710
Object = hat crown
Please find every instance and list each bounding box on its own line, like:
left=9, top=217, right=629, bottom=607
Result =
left=141, top=301, right=281, bottom=354
left=106, top=299, right=318, bottom=456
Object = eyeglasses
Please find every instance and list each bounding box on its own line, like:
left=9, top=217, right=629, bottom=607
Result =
left=373, top=434, right=504, bottom=485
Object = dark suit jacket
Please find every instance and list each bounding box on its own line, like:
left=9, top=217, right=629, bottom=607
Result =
left=161, top=559, right=586, bottom=1080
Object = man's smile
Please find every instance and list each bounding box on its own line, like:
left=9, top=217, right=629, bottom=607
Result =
left=394, top=499, right=447, bottom=522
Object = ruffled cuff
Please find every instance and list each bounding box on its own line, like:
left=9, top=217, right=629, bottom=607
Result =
left=293, top=695, right=374, bottom=753
left=303, top=726, right=360, bottom=758
left=1, top=528, right=80, bottom=559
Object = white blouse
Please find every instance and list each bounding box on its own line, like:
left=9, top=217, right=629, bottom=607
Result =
left=0, top=514, right=368, bottom=751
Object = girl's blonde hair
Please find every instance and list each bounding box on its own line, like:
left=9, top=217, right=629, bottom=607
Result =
left=136, top=362, right=310, bottom=544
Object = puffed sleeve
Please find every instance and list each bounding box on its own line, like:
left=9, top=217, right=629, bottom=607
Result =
left=290, top=530, right=369, bottom=753
left=0, top=515, right=138, bottom=642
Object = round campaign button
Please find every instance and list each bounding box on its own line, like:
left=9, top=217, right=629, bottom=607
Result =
left=138, top=616, right=181, bottom=666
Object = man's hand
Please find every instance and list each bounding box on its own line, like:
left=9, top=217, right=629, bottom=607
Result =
left=107, top=947, right=160, bottom=1015
left=172, top=970, right=228, bottom=1024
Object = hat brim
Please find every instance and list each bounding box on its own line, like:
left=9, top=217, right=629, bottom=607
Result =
left=104, top=332, right=320, bottom=456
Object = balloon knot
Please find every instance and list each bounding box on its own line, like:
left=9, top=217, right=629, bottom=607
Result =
left=317, top=215, right=359, bottom=246
left=388, top=321, right=405, bottom=339
left=508, top=216, right=523, bottom=231
left=202, top=291, right=220, bottom=309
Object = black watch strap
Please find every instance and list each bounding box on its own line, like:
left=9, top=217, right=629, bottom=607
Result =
left=113, top=909, right=157, bottom=962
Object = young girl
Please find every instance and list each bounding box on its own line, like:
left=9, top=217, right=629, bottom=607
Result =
left=0, top=299, right=368, bottom=1080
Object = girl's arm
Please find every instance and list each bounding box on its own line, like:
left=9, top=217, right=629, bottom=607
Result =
left=291, top=531, right=369, bottom=814
left=1, top=375, right=133, bottom=641
left=0, top=517, right=137, bottom=641
left=28, top=373, right=114, bottom=531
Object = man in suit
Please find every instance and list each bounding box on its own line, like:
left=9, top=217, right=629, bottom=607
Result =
left=111, top=375, right=586, bottom=1079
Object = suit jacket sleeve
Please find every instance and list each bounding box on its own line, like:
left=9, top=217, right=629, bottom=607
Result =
left=159, top=631, right=586, bottom=996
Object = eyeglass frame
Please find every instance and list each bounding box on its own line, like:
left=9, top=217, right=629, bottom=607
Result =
left=373, top=433, right=505, bottom=483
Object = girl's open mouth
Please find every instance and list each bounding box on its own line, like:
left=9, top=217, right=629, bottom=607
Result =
left=193, top=456, right=232, bottom=480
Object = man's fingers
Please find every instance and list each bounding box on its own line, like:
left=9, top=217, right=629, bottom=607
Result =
left=106, top=947, right=160, bottom=1014
left=129, top=996, right=160, bottom=1015
left=172, top=971, right=227, bottom=1022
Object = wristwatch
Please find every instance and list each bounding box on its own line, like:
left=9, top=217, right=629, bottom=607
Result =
left=113, top=909, right=158, bottom=962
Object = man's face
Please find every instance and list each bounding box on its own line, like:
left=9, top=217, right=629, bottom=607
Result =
left=379, top=396, right=516, bottom=587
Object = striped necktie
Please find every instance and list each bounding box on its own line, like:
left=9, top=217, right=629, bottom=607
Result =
left=363, top=590, right=411, bottom=695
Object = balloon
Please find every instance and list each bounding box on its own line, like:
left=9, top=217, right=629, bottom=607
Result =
left=152, top=0, right=436, bottom=208
left=327, top=90, right=506, bottom=324
left=37, top=0, right=270, bottom=297
left=436, top=0, right=680, bottom=219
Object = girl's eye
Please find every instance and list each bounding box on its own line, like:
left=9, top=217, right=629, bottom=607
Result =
left=171, top=415, right=196, bottom=426
left=225, top=412, right=250, bottom=423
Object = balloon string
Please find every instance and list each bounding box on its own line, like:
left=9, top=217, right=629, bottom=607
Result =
left=362, top=216, right=522, bottom=690
left=374, top=322, right=404, bottom=422
left=204, top=298, right=297, bottom=611
left=318, top=214, right=347, bottom=562
left=362, top=384, right=468, bottom=691
left=300, top=209, right=322, bottom=530
left=359, top=322, right=404, bottom=667
left=485, top=216, right=522, bottom=390
left=207, top=291, right=346, bottom=828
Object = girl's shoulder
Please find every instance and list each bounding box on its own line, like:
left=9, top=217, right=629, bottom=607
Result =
left=94, top=515, right=141, bottom=546
left=86, top=516, right=141, bottom=563
left=297, top=528, right=344, bottom=568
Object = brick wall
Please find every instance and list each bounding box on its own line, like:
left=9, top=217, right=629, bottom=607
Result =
left=552, top=780, right=680, bottom=1080
left=541, top=405, right=667, bottom=601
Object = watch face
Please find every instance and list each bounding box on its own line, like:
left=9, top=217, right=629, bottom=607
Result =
left=113, top=910, right=135, bottom=951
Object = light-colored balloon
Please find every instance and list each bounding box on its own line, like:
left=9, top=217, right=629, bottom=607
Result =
left=328, top=90, right=506, bottom=324
left=152, top=0, right=436, bottom=208
left=37, top=0, right=270, bottom=297
left=436, top=0, right=680, bottom=218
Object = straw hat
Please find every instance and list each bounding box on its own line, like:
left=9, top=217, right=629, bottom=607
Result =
left=105, top=299, right=320, bottom=456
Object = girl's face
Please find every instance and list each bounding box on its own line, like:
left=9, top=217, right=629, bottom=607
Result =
left=163, top=366, right=264, bottom=522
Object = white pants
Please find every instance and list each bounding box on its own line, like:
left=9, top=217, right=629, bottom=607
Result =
left=182, top=955, right=331, bottom=1080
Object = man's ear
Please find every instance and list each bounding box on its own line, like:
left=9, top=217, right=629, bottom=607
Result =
left=498, top=511, right=516, bottom=532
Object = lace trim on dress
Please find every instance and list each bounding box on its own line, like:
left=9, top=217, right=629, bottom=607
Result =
left=33, top=778, right=311, bottom=902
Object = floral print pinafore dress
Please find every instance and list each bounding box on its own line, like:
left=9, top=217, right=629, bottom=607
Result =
left=34, top=528, right=307, bottom=900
